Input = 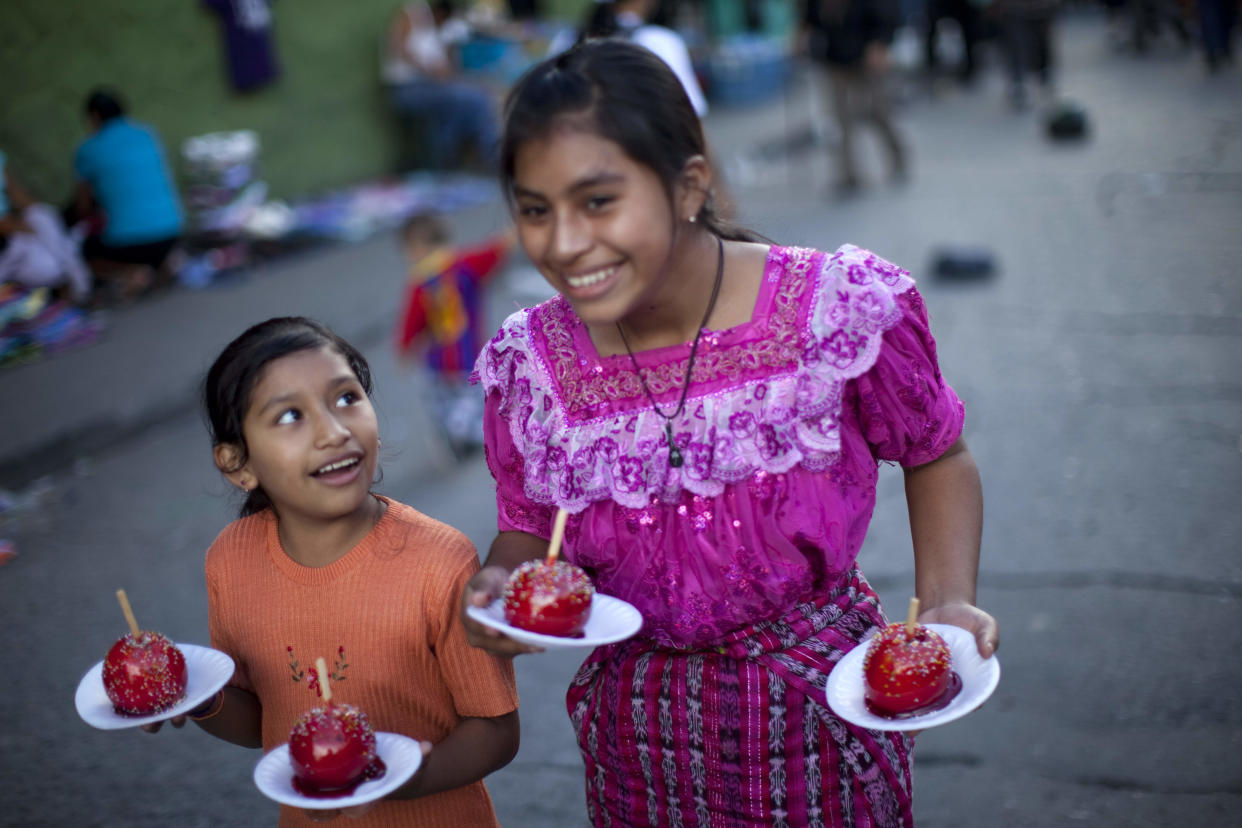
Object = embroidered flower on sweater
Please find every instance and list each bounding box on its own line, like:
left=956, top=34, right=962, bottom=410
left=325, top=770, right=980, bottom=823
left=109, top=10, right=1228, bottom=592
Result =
left=289, top=644, right=349, bottom=697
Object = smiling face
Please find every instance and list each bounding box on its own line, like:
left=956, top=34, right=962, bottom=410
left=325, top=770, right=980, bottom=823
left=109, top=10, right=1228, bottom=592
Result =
left=512, top=126, right=701, bottom=329
left=219, top=346, right=379, bottom=528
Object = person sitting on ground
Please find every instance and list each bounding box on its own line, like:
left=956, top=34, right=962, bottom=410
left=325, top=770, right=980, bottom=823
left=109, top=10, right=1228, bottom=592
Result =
left=72, top=88, right=184, bottom=302
left=0, top=149, right=93, bottom=305
left=381, top=1, right=502, bottom=170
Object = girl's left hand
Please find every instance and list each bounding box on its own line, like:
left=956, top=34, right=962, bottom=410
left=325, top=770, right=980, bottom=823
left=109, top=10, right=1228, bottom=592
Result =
left=917, top=600, right=999, bottom=659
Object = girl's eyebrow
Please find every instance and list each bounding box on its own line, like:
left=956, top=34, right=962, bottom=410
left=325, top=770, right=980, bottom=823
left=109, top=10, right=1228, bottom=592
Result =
left=253, top=374, right=358, bottom=415
left=513, top=171, right=626, bottom=200
left=254, top=393, right=297, bottom=416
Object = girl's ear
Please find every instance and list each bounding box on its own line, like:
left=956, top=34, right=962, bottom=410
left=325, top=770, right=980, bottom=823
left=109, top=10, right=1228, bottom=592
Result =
left=675, top=154, right=712, bottom=223
left=214, top=443, right=254, bottom=491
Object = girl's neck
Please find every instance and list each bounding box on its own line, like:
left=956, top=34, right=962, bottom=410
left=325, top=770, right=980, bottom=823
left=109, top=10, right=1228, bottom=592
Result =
left=594, top=233, right=769, bottom=355
left=275, top=495, right=386, bottom=568
left=604, top=229, right=723, bottom=353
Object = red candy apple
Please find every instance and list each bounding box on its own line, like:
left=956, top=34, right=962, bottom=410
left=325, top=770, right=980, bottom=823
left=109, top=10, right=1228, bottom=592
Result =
left=862, top=598, right=960, bottom=718
left=103, top=630, right=188, bottom=716
left=503, top=558, right=594, bottom=637
left=101, top=590, right=188, bottom=716
left=289, top=703, right=380, bottom=795
left=289, top=657, right=385, bottom=797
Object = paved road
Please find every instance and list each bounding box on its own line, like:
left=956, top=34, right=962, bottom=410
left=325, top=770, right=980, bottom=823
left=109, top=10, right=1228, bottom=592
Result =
left=2, top=11, right=1239, bottom=827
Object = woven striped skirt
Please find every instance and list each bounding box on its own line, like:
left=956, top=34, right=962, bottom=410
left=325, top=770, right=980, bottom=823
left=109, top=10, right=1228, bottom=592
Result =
left=567, top=568, right=913, bottom=828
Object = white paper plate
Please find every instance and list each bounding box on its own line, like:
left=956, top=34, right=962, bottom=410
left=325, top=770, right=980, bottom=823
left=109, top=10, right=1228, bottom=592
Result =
left=826, top=623, right=1000, bottom=732
left=253, top=731, right=422, bottom=809
left=466, top=593, right=643, bottom=650
left=75, top=643, right=235, bottom=730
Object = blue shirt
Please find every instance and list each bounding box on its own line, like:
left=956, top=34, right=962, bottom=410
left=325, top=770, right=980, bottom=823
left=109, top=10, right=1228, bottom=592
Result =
left=74, top=118, right=184, bottom=245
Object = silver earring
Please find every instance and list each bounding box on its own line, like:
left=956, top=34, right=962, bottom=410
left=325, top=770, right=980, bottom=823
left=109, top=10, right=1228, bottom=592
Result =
left=688, top=215, right=697, bottom=223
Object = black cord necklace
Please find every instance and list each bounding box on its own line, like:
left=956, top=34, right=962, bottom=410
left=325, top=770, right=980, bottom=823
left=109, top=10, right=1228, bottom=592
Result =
left=616, top=234, right=724, bottom=468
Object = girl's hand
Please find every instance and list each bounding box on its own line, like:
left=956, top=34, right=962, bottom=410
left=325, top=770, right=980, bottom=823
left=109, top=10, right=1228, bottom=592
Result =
left=140, top=714, right=187, bottom=733
left=460, top=564, right=543, bottom=656
left=917, top=600, right=999, bottom=659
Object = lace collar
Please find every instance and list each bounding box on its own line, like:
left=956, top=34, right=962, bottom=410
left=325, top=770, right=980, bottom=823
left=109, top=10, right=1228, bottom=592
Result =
left=475, top=244, right=914, bottom=509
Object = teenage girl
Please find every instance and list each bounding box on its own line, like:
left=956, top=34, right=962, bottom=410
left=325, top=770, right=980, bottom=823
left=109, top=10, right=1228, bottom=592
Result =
left=460, top=41, right=998, bottom=827
left=153, top=317, right=519, bottom=827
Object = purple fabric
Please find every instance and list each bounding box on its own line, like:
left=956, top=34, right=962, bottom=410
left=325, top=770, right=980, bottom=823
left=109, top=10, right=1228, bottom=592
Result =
left=475, top=244, right=965, bottom=650
left=569, top=567, right=913, bottom=827
left=204, top=0, right=280, bottom=92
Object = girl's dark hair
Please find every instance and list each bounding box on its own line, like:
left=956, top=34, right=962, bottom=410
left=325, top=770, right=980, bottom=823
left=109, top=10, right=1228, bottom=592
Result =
left=499, top=39, right=763, bottom=243
left=203, top=317, right=373, bottom=517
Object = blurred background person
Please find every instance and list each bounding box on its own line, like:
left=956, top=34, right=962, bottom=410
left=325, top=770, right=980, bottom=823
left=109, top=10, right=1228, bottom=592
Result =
left=993, top=0, right=1059, bottom=110
left=548, top=0, right=710, bottom=117
left=924, top=0, right=986, bottom=86
left=381, top=0, right=502, bottom=170
left=0, top=149, right=93, bottom=305
left=1195, top=0, right=1237, bottom=72
left=72, top=88, right=184, bottom=303
left=394, top=211, right=512, bottom=459
left=803, top=0, right=909, bottom=197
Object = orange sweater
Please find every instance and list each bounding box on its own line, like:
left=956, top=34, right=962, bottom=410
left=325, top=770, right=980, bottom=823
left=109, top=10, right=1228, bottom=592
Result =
left=205, top=495, right=518, bottom=827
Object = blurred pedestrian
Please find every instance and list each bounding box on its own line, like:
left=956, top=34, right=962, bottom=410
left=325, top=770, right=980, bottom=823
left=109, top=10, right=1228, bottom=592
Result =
left=548, top=0, right=710, bottom=116
left=460, top=40, right=997, bottom=827
left=381, top=1, right=502, bottom=169
left=803, top=0, right=909, bottom=196
left=993, top=0, right=1058, bottom=110
left=0, top=150, right=92, bottom=304
left=924, top=0, right=985, bottom=85
left=145, top=316, right=520, bottom=826
left=72, top=89, right=184, bottom=302
left=1196, top=0, right=1238, bottom=72
left=394, top=212, right=512, bottom=458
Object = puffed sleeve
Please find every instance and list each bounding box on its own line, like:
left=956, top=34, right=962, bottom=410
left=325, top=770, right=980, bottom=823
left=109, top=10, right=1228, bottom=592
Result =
left=482, top=385, right=556, bottom=539
left=852, top=287, right=965, bottom=467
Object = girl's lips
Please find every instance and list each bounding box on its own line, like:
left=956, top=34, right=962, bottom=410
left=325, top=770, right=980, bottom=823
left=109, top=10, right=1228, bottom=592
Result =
left=311, top=456, right=363, bottom=486
left=562, top=264, right=619, bottom=299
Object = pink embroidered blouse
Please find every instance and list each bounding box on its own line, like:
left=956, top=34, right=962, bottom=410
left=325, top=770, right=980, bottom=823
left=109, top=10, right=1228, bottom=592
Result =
left=474, top=244, right=965, bottom=649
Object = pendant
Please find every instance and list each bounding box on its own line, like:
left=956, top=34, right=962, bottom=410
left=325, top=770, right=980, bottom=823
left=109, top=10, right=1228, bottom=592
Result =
left=665, top=422, right=684, bottom=468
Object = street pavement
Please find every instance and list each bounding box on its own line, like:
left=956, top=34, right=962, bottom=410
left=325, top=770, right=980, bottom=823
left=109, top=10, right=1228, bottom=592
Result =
left=2, top=11, right=1240, bottom=827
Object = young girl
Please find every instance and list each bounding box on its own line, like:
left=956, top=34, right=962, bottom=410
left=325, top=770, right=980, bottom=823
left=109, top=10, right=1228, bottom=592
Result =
left=460, top=41, right=998, bottom=827
left=161, top=316, right=519, bottom=827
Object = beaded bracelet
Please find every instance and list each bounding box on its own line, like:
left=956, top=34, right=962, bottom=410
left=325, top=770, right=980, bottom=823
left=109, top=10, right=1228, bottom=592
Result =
left=187, top=690, right=225, bottom=721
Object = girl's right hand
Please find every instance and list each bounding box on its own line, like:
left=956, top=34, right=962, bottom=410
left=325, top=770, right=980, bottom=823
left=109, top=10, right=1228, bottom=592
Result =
left=140, top=714, right=187, bottom=734
left=460, top=565, right=544, bottom=657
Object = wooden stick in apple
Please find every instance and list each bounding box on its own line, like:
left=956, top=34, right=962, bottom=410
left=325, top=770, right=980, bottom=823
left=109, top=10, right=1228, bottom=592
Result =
left=289, top=656, right=384, bottom=795
left=116, top=588, right=141, bottom=638
left=544, top=507, right=569, bottom=566
left=316, top=656, right=332, bottom=703
left=504, top=507, right=593, bottom=636
left=905, top=596, right=920, bottom=635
